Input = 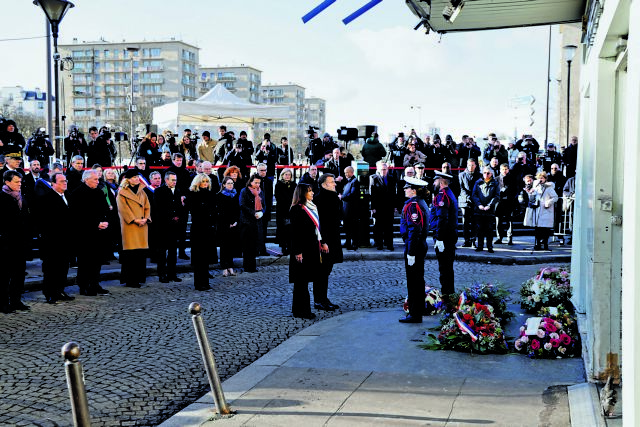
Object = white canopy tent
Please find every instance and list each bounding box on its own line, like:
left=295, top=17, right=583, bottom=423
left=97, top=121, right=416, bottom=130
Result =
left=152, top=84, right=289, bottom=131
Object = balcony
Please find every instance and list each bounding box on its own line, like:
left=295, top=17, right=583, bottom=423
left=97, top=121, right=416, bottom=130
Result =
left=140, top=78, right=164, bottom=84
left=216, top=76, right=236, bottom=82
left=140, top=66, right=164, bottom=72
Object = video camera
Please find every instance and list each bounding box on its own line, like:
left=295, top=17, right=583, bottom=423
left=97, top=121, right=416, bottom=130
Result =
left=189, top=130, right=199, bottom=143
left=306, top=126, right=319, bottom=139
left=99, top=126, right=113, bottom=140
left=32, top=127, right=49, bottom=139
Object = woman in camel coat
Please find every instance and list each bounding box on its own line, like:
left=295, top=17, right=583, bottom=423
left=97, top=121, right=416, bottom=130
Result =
left=117, top=169, right=151, bottom=288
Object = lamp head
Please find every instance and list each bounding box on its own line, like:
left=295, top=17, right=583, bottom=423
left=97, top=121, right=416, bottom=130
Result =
left=563, top=44, right=578, bottom=62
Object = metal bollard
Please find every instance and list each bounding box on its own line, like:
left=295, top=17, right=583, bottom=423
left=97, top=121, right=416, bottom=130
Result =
left=61, top=342, right=91, bottom=427
left=189, top=302, right=231, bottom=415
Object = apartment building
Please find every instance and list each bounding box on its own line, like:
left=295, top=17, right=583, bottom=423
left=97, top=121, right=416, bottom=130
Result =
left=199, top=65, right=261, bottom=103
left=260, top=83, right=306, bottom=149
left=0, top=86, right=48, bottom=118
left=58, top=39, right=199, bottom=132
left=303, top=97, right=326, bottom=135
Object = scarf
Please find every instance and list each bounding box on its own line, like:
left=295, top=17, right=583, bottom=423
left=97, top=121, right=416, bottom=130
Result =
left=221, top=188, right=237, bottom=197
left=2, top=184, right=22, bottom=209
left=249, top=187, right=263, bottom=211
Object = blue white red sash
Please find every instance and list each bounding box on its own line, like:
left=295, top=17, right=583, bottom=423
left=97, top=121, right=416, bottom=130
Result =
left=454, top=312, right=478, bottom=342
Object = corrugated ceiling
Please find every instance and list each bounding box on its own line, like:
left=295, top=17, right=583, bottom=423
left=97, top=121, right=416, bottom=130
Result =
left=407, top=0, right=586, bottom=33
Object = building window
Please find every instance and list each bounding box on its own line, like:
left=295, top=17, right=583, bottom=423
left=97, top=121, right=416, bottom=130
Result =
left=104, top=49, right=111, bottom=58
left=150, top=48, right=161, bottom=56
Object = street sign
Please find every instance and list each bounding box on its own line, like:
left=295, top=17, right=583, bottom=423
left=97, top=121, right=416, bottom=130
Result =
left=509, top=95, right=536, bottom=108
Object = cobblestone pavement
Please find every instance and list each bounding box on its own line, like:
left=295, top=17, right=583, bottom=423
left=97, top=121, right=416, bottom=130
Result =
left=0, top=259, right=567, bottom=426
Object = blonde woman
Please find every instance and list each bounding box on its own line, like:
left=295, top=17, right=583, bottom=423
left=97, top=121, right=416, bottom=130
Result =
left=524, top=171, right=558, bottom=251
left=186, top=173, right=215, bottom=290
left=117, top=169, right=151, bottom=288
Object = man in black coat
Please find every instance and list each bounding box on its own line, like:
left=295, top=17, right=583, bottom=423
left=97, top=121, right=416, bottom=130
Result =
left=0, top=170, right=30, bottom=313
left=154, top=171, right=184, bottom=282
left=494, top=164, right=516, bottom=246
left=40, top=172, right=75, bottom=304
left=66, top=155, right=85, bottom=193
left=369, top=161, right=397, bottom=250
left=300, top=165, right=320, bottom=194
left=86, top=126, right=116, bottom=167
left=71, top=170, right=111, bottom=295
left=313, top=174, right=343, bottom=311
left=166, top=153, right=192, bottom=259
left=323, top=147, right=348, bottom=194
left=1, top=153, right=26, bottom=177
left=563, top=136, right=578, bottom=178
left=22, top=160, right=43, bottom=207
left=64, top=125, right=87, bottom=168
left=0, top=120, right=26, bottom=155
left=341, top=166, right=360, bottom=250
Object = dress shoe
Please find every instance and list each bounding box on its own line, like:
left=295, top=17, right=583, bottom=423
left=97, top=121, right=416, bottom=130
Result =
left=94, top=285, right=110, bottom=295
left=326, top=301, right=340, bottom=310
left=314, top=302, right=335, bottom=311
left=399, top=315, right=422, bottom=323
left=507, top=238, right=514, bottom=246
left=533, top=245, right=542, bottom=251
left=195, top=284, right=212, bottom=291
left=12, top=302, right=31, bottom=311
left=292, top=312, right=316, bottom=320
left=179, top=252, right=190, bottom=260
left=46, top=296, right=59, bottom=305
left=494, top=238, right=503, bottom=245
left=170, top=276, right=182, bottom=282
left=58, top=292, right=75, bottom=301
left=475, top=247, right=483, bottom=252
left=487, top=247, right=495, bottom=253
left=386, top=246, right=394, bottom=251
left=159, top=276, right=170, bottom=284
left=79, top=287, right=98, bottom=296
left=461, top=242, right=471, bottom=248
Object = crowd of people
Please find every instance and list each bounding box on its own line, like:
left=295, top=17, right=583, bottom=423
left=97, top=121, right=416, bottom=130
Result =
left=0, top=118, right=579, bottom=321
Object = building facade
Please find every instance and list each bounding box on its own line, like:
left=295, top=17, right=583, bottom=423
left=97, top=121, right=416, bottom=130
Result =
left=59, top=39, right=199, bottom=132
left=303, top=97, right=326, bottom=136
left=198, top=65, right=261, bottom=103
left=261, top=84, right=306, bottom=150
left=0, top=86, right=48, bottom=118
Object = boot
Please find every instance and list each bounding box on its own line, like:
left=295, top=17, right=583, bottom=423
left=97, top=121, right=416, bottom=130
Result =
left=507, top=237, right=513, bottom=246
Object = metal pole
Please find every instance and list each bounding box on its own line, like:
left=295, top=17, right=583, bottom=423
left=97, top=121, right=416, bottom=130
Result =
left=52, top=26, right=61, bottom=158
left=130, top=54, right=134, bottom=163
left=62, top=342, right=91, bottom=427
left=544, top=25, right=551, bottom=150
left=189, top=303, right=231, bottom=415
left=566, top=59, right=572, bottom=148
left=46, top=19, right=54, bottom=144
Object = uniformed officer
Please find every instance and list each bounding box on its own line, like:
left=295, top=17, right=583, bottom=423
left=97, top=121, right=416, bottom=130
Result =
left=399, top=176, right=430, bottom=323
left=431, top=171, right=459, bottom=297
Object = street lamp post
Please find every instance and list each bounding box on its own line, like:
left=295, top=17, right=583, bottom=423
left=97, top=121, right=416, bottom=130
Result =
left=34, top=0, right=74, bottom=159
left=563, top=44, right=578, bottom=148
left=127, top=47, right=139, bottom=160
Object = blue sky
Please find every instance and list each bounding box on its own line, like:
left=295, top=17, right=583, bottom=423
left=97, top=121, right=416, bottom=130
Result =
left=2, top=0, right=562, bottom=142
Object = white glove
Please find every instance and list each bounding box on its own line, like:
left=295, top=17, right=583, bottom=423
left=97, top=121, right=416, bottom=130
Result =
left=544, top=200, right=551, bottom=208
left=255, top=211, right=264, bottom=219
left=407, top=255, right=416, bottom=266
left=434, top=240, right=445, bottom=252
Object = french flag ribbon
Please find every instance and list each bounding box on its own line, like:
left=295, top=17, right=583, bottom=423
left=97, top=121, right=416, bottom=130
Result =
left=457, top=292, right=467, bottom=309
left=537, top=268, right=548, bottom=280
left=454, top=312, right=478, bottom=342
left=139, top=174, right=153, bottom=192
left=301, top=204, right=320, bottom=232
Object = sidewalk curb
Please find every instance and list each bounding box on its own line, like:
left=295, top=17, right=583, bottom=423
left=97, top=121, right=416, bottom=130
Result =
left=568, top=383, right=606, bottom=427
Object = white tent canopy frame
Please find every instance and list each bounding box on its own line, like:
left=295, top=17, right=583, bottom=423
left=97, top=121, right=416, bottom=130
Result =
left=152, top=84, right=289, bottom=130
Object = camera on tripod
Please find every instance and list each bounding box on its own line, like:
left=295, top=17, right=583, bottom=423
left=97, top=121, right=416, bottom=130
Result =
left=32, top=127, right=50, bottom=139
left=99, top=126, right=114, bottom=140
left=189, top=130, right=199, bottom=143
left=306, top=126, right=319, bottom=139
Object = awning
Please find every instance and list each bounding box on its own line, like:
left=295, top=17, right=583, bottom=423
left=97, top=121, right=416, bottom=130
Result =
left=406, top=0, right=586, bottom=34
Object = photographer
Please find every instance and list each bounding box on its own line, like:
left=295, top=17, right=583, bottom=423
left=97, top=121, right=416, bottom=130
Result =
left=458, top=136, right=481, bottom=166
left=25, top=128, right=54, bottom=170
left=255, top=138, right=278, bottom=179
left=237, top=131, right=254, bottom=157
left=515, top=135, right=540, bottom=165
left=388, top=133, right=407, bottom=171
left=277, top=136, right=294, bottom=179
left=0, top=119, right=26, bottom=156
left=305, top=131, right=324, bottom=165
left=64, top=125, right=87, bottom=167
left=137, top=132, right=161, bottom=167
left=225, top=140, right=252, bottom=178
left=483, top=137, right=508, bottom=167
left=87, top=126, right=116, bottom=167
left=180, top=129, right=198, bottom=165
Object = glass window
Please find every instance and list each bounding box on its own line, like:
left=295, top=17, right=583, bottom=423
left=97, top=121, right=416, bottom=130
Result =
left=95, top=98, right=102, bottom=105
left=94, top=49, right=101, bottom=57
left=104, top=49, right=110, bottom=58
left=150, top=48, right=161, bottom=56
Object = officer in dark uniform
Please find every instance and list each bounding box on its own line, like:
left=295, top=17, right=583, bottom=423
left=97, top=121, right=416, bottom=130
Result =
left=399, top=176, right=430, bottom=323
left=431, top=171, right=459, bottom=298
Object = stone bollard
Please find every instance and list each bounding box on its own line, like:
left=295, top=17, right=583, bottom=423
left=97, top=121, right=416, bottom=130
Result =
left=189, top=302, right=231, bottom=415
left=61, top=342, right=91, bottom=427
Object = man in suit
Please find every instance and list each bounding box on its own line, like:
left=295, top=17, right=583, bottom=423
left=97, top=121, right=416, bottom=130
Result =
left=313, top=173, right=343, bottom=311
left=66, top=155, right=85, bottom=193
left=369, top=161, right=397, bottom=250
left=166, top=153, right=192, bottom=260
left=71, top=170, right=111, bottom=296
left=1, top=153, right=25, bottom=177
left=40, top=172, right=74, bottom=304
left=154, top=171, right=184, bottom=283
left=323, top=147, right=348, bottom=194
left=22, top=160, right=42, bottom=204
left=341, top=166, right=360, bottom=250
